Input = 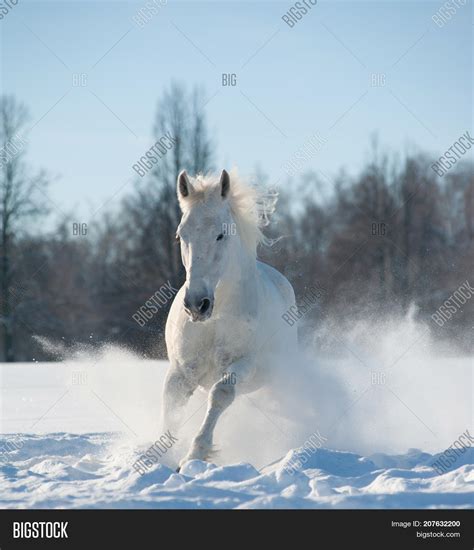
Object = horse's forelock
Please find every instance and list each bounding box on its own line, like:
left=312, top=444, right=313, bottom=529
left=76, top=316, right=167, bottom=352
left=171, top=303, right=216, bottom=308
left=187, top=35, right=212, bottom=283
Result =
left=179, top=170, right=277, bottom=255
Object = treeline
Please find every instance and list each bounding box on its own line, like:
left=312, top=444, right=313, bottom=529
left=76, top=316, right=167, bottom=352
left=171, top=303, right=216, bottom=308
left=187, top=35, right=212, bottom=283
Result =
left=1, top=87, right=473, bottom=361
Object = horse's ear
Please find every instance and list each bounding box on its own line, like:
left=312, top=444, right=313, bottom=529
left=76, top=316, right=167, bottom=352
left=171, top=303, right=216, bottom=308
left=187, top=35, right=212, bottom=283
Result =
left=177, top=170, right=190, bottom=199
left=220, top=169, right=230, bottom=198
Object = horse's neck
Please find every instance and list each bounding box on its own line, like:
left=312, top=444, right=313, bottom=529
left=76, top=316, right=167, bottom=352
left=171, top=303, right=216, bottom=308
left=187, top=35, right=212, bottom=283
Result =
left=215, top=237, right=257, bottom=309
left=226, top=237, right=257, bottom=286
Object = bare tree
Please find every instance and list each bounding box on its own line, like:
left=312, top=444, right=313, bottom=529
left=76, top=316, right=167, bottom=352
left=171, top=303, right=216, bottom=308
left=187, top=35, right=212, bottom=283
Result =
left=0, top=95, right=48, bottom=361
left=150, top=82, right=214, bottom=282
left=122, top=83, right=214, bottom=286
left=83, top=83, right=215, bottom=355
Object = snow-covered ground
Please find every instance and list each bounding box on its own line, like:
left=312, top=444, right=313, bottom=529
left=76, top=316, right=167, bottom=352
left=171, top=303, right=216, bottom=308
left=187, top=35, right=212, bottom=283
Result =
left=1, top=431, right=473, bottom=509
left=1, top=342, right=472, bottom=509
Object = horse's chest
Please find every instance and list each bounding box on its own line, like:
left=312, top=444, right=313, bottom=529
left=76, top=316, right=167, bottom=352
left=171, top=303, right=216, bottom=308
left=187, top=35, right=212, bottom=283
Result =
left=178, top=317, right=255, bottom=374
left=181, top=324, right=215, bottom=362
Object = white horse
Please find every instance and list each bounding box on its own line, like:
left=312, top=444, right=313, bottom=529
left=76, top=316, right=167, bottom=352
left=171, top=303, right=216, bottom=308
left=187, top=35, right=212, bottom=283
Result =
left=163, top=169, right=297, bottom=470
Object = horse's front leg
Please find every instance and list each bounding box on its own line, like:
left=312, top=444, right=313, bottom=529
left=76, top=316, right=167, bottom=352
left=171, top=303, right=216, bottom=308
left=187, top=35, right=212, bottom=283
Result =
left=178, top=358, right=253, bottom=469
left=161, top=364, right=197, bottom=438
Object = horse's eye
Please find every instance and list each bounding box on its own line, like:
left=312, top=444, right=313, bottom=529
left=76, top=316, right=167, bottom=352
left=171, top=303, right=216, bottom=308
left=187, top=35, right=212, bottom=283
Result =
left=216, top=233, right=224, bottom=241
left=175, top=234, right=180, bottom=243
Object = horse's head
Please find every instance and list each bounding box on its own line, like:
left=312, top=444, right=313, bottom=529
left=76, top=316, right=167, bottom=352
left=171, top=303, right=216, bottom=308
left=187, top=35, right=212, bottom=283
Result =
left=176, top=169, right=234, bottom=322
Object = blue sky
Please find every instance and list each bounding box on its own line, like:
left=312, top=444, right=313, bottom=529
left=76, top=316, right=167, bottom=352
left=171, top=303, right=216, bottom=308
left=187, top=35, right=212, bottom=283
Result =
left=0, top=0, right=472, bottom=224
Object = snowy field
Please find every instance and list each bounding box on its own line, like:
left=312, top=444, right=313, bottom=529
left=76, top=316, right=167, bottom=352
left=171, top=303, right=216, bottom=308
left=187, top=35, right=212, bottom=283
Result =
left=0, top=336, right=473, bottom=509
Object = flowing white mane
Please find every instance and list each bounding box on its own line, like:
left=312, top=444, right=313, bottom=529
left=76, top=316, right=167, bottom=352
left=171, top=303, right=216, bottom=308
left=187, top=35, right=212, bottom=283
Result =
left=179, top=169, right=277, bottom=256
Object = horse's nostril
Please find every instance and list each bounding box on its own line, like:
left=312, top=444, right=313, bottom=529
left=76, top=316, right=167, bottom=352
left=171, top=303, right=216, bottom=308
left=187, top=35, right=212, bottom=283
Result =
left=199, top=298, right=211, bottom=314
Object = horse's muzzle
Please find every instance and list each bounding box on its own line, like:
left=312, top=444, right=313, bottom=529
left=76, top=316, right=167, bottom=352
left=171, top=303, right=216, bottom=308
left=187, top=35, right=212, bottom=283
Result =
left=183, top=294, right=214, bottom=322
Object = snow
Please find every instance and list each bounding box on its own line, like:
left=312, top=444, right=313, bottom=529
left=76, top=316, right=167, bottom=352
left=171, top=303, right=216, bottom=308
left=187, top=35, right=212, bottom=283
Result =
left=1, top=350, right=472, bottom=509
left=1, top=432, right=472, bottom=509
